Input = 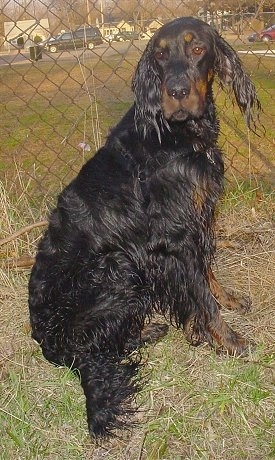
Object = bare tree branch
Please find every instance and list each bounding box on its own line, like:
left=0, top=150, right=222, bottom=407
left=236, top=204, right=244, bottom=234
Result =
left=0, top=220, right=48, bottom=246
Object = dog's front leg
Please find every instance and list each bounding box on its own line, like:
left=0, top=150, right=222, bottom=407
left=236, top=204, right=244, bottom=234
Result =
left=208, top=268, right=252, bottom=313
left=183, top=273, right=251, bottom=355
left=75, top=352, right=140, bottom=438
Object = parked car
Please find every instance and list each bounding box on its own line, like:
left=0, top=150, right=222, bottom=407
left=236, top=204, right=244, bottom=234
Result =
left=43, top=27, right=103, bottom=53
left=259, top=24, right=275, bottom=42
left=112, top=31, right=140, bottom=42
left=247, top=24, right=275, bottom=42
left=104, top=33, right=116, bottom=42
left=139, top=31, right=155, bottom=40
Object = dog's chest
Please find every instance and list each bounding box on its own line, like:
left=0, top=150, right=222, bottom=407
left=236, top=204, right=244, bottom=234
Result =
left=137, top=146, right=222, bottom=212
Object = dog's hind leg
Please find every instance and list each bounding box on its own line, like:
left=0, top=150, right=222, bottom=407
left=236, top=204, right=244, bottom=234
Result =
left=126, top=322, right=169, bottom=351
left=140, top=322, right=169, bottom=344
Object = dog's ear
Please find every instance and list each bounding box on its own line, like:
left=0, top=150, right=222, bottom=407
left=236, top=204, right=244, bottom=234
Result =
left=213, top=32, right=261, bottom=128
left=132, top=39, right=166, bottom=141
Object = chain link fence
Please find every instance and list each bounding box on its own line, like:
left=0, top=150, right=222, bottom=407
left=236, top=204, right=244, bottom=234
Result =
left=1, top=5, right=275, bottom=456
left=0, top=0, right=274, bottom=215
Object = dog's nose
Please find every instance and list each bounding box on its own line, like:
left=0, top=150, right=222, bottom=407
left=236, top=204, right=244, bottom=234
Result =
left=167, top=86, right=190, bottom=99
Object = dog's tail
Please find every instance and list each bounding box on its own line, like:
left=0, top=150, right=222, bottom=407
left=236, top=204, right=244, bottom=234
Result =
left=74, top=352, right=142, bottom=437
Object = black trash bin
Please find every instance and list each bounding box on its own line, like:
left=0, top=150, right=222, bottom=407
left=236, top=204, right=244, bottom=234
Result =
left=29, top=45, right=42, bottom=61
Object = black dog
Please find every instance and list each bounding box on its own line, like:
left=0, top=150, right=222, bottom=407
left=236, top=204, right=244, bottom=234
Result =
left=29, top=17, right=260, bottom=437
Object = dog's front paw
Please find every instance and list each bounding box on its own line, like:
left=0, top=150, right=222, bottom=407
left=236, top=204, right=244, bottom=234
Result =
left=225, top=334, right=254, bottom=357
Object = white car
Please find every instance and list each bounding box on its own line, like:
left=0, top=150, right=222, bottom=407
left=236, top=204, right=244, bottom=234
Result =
left=104, top=34, right=116, bottom=42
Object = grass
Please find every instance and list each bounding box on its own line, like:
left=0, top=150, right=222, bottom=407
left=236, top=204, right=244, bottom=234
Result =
left=0, top=54, right=134, bottom=199
left=0, top=41, right=274, bottom=459
left=139, top=344, right=274, bottom=459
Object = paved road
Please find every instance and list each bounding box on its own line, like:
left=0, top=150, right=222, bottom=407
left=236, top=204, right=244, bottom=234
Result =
left=1, top=40, right=274, bottom=68
left=0, top=41, right=148, bottom=67
left=238, top=49, right=275, bottom=57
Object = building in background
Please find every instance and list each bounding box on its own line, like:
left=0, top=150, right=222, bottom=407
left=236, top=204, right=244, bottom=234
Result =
left=4, top=19, right=50, bottom=49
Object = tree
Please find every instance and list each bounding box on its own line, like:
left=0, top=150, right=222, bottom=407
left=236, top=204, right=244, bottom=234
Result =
left=104, top=0, right=194, bottom=23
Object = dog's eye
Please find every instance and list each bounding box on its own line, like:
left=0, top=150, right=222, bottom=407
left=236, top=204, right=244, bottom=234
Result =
left=154, top=50, right=167, bottom=61
left=192, top=47, right=204, bottom=56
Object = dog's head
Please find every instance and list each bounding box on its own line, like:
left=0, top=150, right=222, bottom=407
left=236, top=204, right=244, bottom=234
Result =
left=132, top=17, right=260, bottom=140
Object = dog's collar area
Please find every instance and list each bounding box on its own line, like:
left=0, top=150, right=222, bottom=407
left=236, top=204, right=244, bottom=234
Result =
left=192, top=142, right=216, bottom=165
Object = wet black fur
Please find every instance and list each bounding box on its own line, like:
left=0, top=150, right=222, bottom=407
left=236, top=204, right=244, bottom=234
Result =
left=29, top=17, right=259, bottom=437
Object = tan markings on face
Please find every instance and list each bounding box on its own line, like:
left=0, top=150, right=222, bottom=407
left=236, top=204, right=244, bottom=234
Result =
left=184, top=32, right=194, bottom=43
left=159, top=38, right=167, bottom=48
left=195, top=79, right=208, bottom=99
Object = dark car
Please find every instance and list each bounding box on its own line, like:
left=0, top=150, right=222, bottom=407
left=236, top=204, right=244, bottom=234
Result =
left=247, top=24, right=275, bottom=43
left=44, top=27, right=103, bottom=53
left=112, top=31, right=140, bottom=42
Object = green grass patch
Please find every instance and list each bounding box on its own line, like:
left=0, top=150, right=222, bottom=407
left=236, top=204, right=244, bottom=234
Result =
left=220, top=180, right=275, bottom=211
left=137, top=334, right=275, bottom=459
left=1, top=345, right=88, bottom=458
